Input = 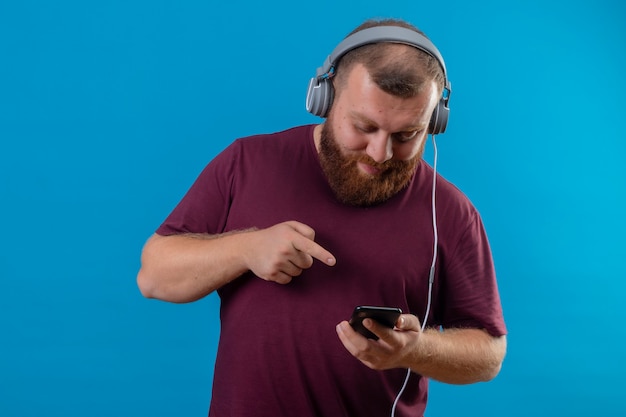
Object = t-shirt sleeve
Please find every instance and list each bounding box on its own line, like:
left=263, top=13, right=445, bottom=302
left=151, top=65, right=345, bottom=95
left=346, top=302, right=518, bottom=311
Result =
left=156, top=141, right=240, bottom=236
left=438, top=211, right=507, bottom=337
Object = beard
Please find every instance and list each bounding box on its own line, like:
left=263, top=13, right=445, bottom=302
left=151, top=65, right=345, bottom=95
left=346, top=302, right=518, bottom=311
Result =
left=318, top=117, right=423, bottom=207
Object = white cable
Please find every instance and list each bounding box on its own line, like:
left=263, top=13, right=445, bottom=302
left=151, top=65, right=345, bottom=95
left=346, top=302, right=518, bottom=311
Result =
left=423, top=133, right=438, bottom=332
left=390, top=368, right=412, bottom=417
left=390, top=134, right=439, bottom=417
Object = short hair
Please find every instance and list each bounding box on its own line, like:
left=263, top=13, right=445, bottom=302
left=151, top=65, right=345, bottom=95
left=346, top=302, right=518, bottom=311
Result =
left=333, top=18, right=445, bottom=99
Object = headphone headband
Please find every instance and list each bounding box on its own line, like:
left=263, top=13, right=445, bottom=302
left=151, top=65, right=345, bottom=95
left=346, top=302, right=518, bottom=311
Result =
left=306, top=25, right=452, bottom=134
left=316, top=26, right=447, bottom=80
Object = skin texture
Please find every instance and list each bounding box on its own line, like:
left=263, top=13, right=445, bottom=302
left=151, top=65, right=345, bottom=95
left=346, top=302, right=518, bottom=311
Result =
left=137, top=60, right=506, bottom=385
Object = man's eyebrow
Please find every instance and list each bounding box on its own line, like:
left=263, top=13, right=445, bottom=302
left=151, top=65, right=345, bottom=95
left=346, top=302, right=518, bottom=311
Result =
left=349, top=111, right=376, bottom=125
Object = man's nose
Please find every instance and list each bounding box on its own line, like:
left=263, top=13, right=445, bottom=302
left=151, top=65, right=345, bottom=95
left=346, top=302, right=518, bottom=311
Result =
left=366, top=132, right=393, bottom=163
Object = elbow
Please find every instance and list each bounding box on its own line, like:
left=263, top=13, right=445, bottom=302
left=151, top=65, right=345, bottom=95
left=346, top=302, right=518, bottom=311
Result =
left=480, top=335, right=507, bottom=382
left=137, top=235, right=156, bottom=299
left=136, top=235, right=168, bottom=300
left=480, top=360, right=503, bottom=382
left=136, top=267, right=188, bottom=302
left=136, top=268, right=158, bottom=299
left=136, top=261, right=204, bottom=304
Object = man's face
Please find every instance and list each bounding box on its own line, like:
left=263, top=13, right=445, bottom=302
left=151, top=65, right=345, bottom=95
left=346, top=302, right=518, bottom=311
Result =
left=317, top=64, right=440, bottom=206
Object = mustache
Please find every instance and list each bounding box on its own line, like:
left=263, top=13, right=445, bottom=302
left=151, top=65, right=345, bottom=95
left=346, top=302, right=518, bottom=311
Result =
left=353, top=154, right=409, bottom=173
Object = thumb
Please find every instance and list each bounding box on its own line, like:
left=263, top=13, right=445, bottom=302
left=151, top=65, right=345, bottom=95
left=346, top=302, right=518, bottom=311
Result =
left=397, top=314, right=421, bottom=331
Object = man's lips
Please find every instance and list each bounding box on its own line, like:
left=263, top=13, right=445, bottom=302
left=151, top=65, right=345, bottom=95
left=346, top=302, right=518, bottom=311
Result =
left=357, top=161, right=382, bottom=176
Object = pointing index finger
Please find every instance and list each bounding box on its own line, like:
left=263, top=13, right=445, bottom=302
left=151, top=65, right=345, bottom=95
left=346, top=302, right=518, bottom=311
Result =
left=292, top=234, right=336, bottom=266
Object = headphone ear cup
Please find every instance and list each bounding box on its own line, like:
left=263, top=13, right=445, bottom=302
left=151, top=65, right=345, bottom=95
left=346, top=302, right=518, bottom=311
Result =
left=429, top=99, right=449, bottom=135
left=306, top=78, right=334, bottom=118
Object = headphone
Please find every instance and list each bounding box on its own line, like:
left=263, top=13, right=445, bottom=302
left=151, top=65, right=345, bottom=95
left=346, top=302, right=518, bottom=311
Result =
left=305, top=26, right=452, bottom=135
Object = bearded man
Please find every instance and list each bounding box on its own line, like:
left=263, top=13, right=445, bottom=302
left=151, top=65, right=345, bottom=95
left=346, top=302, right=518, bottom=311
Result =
left=137, top=17, right=507, bottom=417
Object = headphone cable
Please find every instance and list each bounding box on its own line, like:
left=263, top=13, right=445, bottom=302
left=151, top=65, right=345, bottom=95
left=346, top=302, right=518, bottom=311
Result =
left=390, top=133, right=438, bottom=417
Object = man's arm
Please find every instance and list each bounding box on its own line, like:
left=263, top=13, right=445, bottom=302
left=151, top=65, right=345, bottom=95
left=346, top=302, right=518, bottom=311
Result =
left=336, top=314, right=506, bottom=384
left=137, top=231, right=254, bottom=303
left=137, top=221, right=336, bottom=303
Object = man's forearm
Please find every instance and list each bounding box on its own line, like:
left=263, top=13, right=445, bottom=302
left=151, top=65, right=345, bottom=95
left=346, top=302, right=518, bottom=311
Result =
left=407, top=328, right=507, bottom=384
left=136, top=231, right=255, bottom=303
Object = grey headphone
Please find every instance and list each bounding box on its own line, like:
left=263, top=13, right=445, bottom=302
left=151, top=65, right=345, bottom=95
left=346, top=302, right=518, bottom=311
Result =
left=305, top=26, right=452, bottom=134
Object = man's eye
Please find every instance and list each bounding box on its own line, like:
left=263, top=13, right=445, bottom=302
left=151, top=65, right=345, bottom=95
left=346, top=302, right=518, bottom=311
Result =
left=357, top=125, right=377, bottom=134
left=394, top=131, right=420, bottom=142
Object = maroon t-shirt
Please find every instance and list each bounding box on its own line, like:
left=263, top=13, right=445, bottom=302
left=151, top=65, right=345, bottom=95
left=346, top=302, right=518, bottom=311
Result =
left=157, top=124, right=506, bottom=417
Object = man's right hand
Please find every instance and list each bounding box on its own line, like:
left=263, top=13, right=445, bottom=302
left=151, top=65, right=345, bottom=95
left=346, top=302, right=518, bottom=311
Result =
left=243, top=221, right=336, bottom=284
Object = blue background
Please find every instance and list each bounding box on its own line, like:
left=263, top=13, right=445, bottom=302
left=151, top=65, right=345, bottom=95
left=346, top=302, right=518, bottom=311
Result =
left=1, top=0, right=624, bottom=416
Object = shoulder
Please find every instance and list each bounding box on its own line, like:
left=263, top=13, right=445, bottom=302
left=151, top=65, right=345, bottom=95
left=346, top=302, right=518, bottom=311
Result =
left=233, top=124, right=315, bottom=150
left=416, top=161, right=485, bottom=240
left=220, top=125, right=318, bottom=171
left=419, top=161, right=477, bottom=215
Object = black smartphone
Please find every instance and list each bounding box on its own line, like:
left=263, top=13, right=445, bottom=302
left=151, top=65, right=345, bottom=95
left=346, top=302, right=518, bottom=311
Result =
left=349, top=306, right=402, bottom=340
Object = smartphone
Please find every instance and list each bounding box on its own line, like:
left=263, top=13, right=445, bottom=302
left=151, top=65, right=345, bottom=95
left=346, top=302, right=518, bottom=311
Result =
left=349, top=306, right=402, bottom=340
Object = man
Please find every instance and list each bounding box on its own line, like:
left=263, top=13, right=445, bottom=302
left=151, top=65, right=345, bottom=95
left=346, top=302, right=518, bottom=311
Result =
left=137, top=18, right=507, bottom=417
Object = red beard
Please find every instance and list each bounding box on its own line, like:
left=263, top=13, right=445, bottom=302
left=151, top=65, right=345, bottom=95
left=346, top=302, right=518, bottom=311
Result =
left=318, top=119, right=423, bottom=207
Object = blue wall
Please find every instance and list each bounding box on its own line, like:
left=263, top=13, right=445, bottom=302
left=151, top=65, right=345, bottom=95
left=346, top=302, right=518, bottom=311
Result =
left=1, top=1, right=624, bottom=416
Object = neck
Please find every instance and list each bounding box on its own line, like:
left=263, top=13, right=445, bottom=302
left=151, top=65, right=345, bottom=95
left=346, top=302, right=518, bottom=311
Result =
left=313, top=123, right=324, bottom=154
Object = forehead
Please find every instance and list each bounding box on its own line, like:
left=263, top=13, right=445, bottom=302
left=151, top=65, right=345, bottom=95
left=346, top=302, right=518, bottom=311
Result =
left=336, top=64, right=438, bottom=130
